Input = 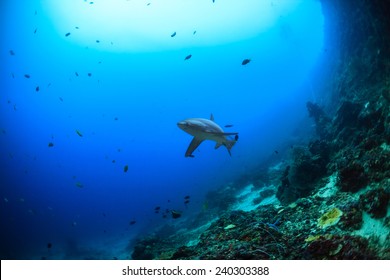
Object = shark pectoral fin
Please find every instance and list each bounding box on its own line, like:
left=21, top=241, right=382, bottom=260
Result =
left=185, top=137, right=203, bottom=157
left=215, top=143, right=222, bottom=149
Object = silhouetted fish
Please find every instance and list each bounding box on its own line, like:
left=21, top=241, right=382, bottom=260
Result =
left=24, top=74, right=30, bottom=78
left=124, top=165, right=129, bottom=173
left=224, top=124, right=233, bottom=128
left=65, top=32, right=71, bottom=37
left=129, top=220, right=136, bottom=225
left=171, top=210, right=182, bottom=219
left=184, top=54, right=192, bottom=60
left=47, top=243, right=52, bottom=249
left=9, top=50, right=15, bottom=56
left=35, top=86, right=40, bottom=92
left=184, top=195, right=190, bottom=200
left=242, top=59, right=251, bottom=65
left=171, top=32, right=176, bottom=37
left=48, top=142, right=54, bottom=147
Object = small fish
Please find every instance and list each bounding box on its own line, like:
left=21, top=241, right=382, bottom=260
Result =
left=59, top=97, right=64, bottom=102
left=75, top=130, right=83, bottom=137
left=193, top=31, right=197, bottom=35
left=34, top=28, right=37, bottom=34
left=114, top=117, right=118, bottom=121
left=3, top=197, right=8, bottom=203
left=35, top=86, right=40, bottom=92
left=72, top=221, right=77, bottom=227
left=123, top=165, right=128, bottom=173
left=75, top=72, right=79, bottom=76
left=9, top=50, right=15, bottom=56
left=184, top=54, right=192, bottom=60
left=147, top=2, right=150, bottom=6
left=129, top=220, right=136, bottom=225
left=224, top=124, right=233, bottom=128
left=171, top=32, right=176, bottom=37
left=242, top=58, right=251, bottom=65
left=184, top=195, right=190, bottom=200
left=154, top=206, right=161, bottom=211
left=171, top=210, right=182, bottom=219
left=11, top=73, right=15, bottom=78
left=48, top=142, right=54, bottom=147
left=24, top=74, right=31, bottom=78
left=184, top=200, right=190, bottom=205
left=90, top=2, right=94, bottom=4
left=274, top=150, right=279, bottom=154
left=47, top=243, right=52, bottom=249
left=75, top=26, right=79, bottom=29
left=75, top=182, right=83, bottom=188
left=96, top=40, right=100, bottom=43
left=87, top=73, right=92, bottom=77
left=65, top=32, right=71, bottom=37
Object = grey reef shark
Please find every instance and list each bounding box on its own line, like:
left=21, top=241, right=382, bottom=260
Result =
left=177, top=114, right=239, bottom=157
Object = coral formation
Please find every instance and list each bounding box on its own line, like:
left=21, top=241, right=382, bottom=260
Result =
left=318, top=208, right=343, bottom=229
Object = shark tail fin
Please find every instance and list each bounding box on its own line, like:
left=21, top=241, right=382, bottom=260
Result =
left=224, top=138, right=237, bottom=156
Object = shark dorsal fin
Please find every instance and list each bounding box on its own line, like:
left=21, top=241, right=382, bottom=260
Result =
left=210, top=113, right=214, bottom=121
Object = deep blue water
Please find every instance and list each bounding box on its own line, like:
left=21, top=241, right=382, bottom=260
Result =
left=1, top=0, right=324, bottom=259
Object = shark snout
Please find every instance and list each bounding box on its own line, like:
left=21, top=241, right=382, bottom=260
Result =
left=177, top=121, right=188, bottom=129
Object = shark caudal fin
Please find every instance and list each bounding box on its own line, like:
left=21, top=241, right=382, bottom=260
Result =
left=224, top=139, right=237, bottom=156
left=215, top=136, right=238, bottom=156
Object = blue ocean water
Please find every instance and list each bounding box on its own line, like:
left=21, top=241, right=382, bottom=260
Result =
left=0, top=0, right=324, bottom=259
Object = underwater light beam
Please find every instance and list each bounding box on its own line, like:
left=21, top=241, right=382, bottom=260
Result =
left=43, top=0, right=304, bottom=52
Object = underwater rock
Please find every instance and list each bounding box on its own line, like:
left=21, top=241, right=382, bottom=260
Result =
left=339, top=200, right=363, bottom=230
left=277, top=146, right=328, bottom=204
left=333, top=101, right=363, bottom=138
left=338, top=162, right=368, bottom=192
left=306, top=102, right=331, bottom=139
left=360, top=186, right=390, bottom=219
left=170, top=246, right=195, bottom=259
left=305, top=234, right=376, bottom=259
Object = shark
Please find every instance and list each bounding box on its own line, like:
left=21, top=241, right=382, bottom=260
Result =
left=177, top=114, right=239, bottom=157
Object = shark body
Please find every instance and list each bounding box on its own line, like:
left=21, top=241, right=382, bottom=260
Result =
left=177, top=114, right=238, bottom=157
